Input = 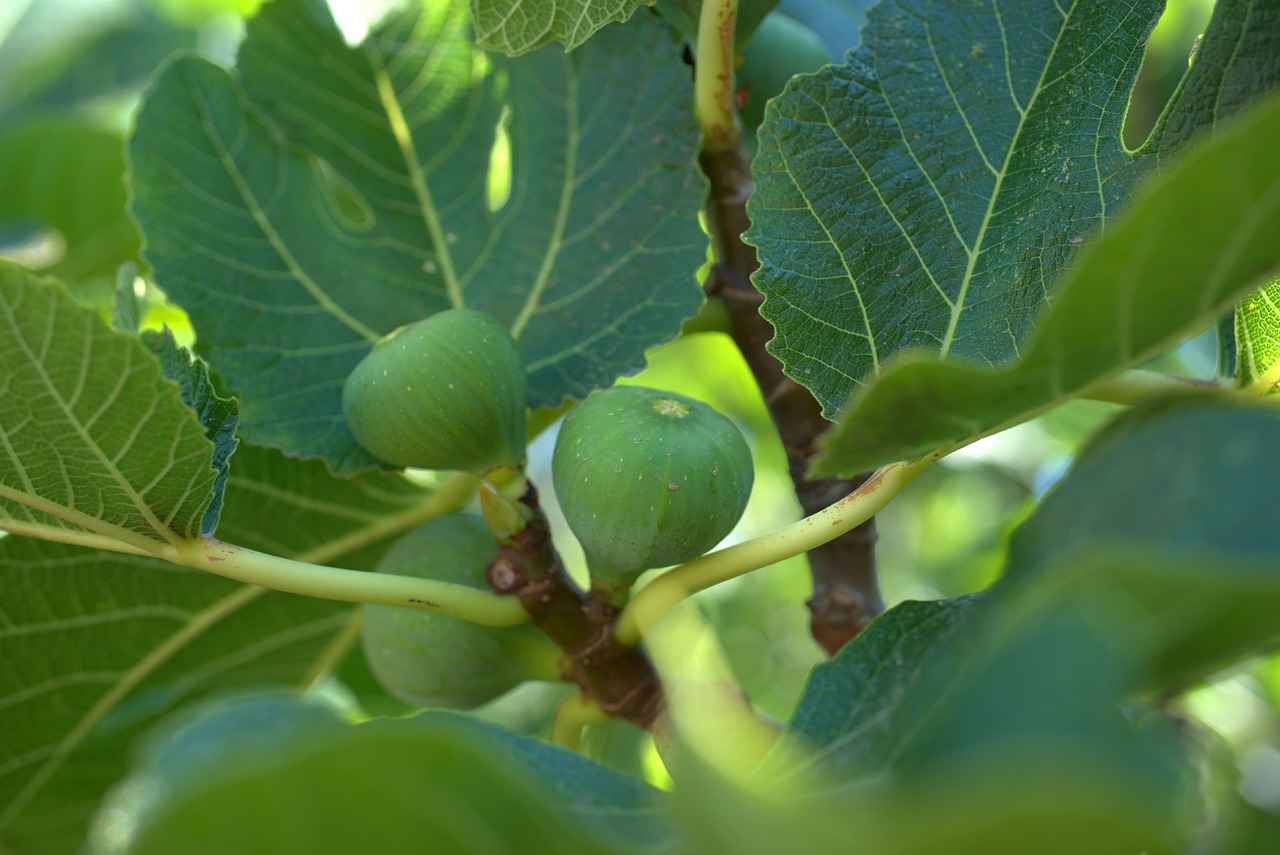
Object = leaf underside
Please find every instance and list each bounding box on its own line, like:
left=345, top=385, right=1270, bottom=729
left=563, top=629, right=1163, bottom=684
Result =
left=469, top=0, right=652, bottom=55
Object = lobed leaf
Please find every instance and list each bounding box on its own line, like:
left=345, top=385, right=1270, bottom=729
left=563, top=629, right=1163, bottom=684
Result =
left=130, top=0, right=706, bottom=473
left=813, top=90, right=1280, bottom=476
left=746, top=0, right=1280, bottom=421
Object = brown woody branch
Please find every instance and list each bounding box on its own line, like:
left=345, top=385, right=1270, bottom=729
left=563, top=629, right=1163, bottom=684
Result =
left=485, top=482, right=664, bottom=729
left=699, top=146, right=882, bottom=655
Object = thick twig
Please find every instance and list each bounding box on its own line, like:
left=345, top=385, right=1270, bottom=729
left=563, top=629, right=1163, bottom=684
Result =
left=485, top=482, right=664, bottom=729
left=699, top=146, right=883, bottom=655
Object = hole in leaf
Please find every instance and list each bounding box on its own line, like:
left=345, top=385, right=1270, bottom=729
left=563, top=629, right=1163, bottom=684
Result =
left=1123, top=0, right=1215, bottom=149
left=487, top=105, right=512, bottom=213
left=311, top=156, right=374, bottom=231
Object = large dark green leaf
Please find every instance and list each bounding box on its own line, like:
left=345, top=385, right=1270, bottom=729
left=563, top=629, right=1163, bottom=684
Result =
left=761, top=596, right=978, bottom=783
left=812, top=90, right=1280, bottom=476
left=747, top=0, right=1280, bottom=420
left=87, top=693, right=671, bottom=855
left=0, top=445, right=437, bottom=854
left=130, top=0, right=706, bottom=473
left=998, top=398, right=1280, bottom=689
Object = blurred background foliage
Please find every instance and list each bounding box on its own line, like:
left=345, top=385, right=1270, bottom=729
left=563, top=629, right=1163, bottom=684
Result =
left=6, top=0, right=1275, bottom=821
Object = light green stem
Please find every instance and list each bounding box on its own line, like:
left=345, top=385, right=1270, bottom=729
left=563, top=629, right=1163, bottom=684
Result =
left=1080, top=368, right=1222, bottom=405
left=551, top=692, right=610, bottom=753
left=168, top=538, right=528, bottom=627
left=695, top=0, right=741, bottom=151
left=615, top=459, right=932, bottom=646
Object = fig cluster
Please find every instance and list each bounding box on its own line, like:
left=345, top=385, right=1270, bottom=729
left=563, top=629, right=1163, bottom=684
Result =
left=553, top=385, right=754, bottom=599
left=361, top=514, right=554, bottom=708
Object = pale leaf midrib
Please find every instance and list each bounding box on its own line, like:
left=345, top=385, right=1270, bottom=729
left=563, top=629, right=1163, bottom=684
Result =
left=367, top=50, right=465, bottom=310
left=0, top=296, right=182, bottom=549
left=510, top=56, right=579, bottom=340
left=939, top=0, right=1078, bottom=358
left=184, top=63, right=381, bottom=343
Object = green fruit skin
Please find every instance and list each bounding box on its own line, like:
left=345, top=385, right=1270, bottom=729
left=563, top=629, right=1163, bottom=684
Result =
left=342, top=309, right=527, bottom=473
left=361, top=514, right=552, bottom=709
left=552, top=386, right=754, bottom=594
left=738, top=13, right=833, bottom=136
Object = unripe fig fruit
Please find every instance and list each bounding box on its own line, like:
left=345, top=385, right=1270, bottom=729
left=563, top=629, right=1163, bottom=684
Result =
left=342, top=309, right=527, bottom=474
left=362, top=514, right=555, bottom=709
left=552, top=386, right=753, bottom=597
left=738, top=12, right=832, bottom=136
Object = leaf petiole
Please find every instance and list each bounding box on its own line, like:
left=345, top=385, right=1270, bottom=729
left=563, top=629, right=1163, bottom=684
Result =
left=614, top=458, right=934, bottom=646
left=551, top=693, right=611, bottom=753
left=167, top=538, right=528, bottom=627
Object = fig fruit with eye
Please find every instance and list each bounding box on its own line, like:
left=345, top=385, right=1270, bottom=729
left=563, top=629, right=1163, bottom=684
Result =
left=552, top=386, right=754, bottom=600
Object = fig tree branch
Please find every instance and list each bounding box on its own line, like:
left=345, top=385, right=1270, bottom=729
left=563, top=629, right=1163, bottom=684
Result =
left=484, top=481, right=664, bottom=730
left=693, top=6, right=885, bottom=654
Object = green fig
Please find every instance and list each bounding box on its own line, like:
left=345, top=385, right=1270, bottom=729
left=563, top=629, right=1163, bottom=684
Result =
left=361, top=514, right=557, bottom=709
left=738, top=12, right=833, bottom=137
left=552, top=386, right=754, bottom=598
left=342, top=309, right=527, bottom=474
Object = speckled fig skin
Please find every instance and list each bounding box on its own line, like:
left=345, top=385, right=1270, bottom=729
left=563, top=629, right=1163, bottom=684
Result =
left=342, top=309, right=526, bottom=474
left=552, top=386, right=754, bottom=596
left=361, top=514, right=555, bottom=709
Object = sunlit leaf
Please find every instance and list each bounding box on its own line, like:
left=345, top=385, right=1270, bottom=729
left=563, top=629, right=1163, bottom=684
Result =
left=0, top=262, right=218, bottom=550
left=1235, top=276, right=1280, bottom=392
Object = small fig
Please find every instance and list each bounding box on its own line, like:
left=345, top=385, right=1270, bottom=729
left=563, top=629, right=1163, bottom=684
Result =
left=738, top=13, right=832, bottom=136
left=342, top=309, right=527, bottom=474
left=361, top=514, right=556, bottom=709
left=552, top=386, right=754, bottom=597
